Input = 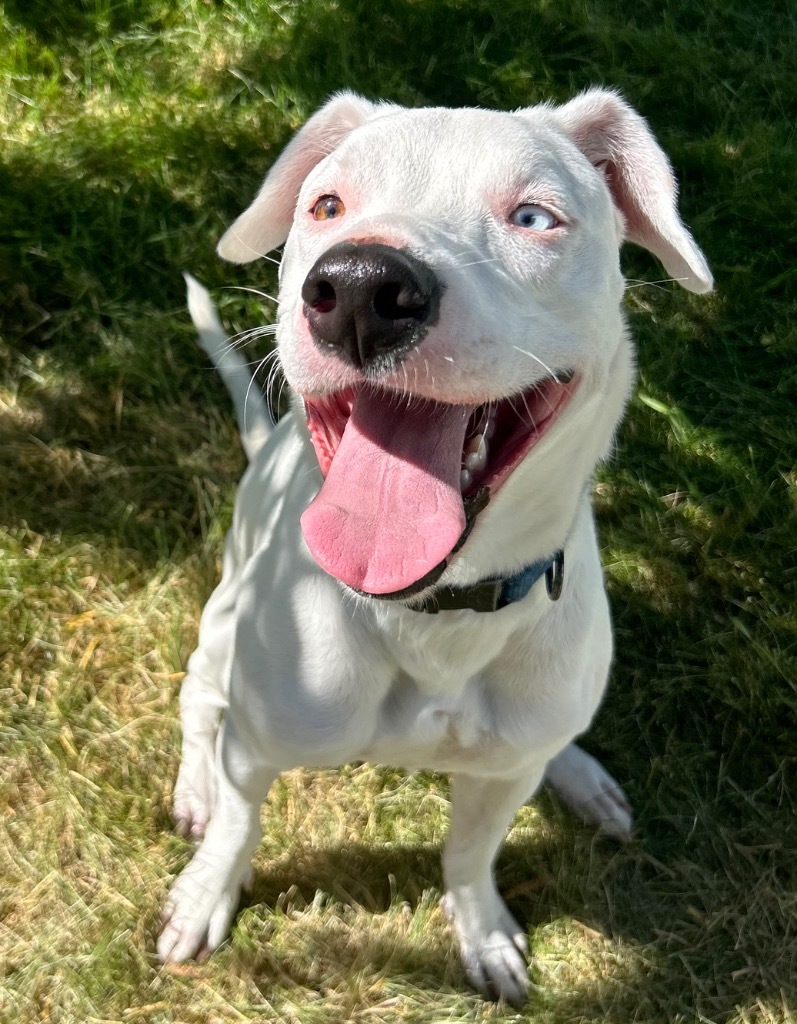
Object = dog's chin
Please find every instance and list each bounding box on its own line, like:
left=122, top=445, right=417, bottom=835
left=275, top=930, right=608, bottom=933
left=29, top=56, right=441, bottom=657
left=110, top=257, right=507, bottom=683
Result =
left=300, top=372, right=577, bottom=597
left=351, top=562, right=448, bottom=605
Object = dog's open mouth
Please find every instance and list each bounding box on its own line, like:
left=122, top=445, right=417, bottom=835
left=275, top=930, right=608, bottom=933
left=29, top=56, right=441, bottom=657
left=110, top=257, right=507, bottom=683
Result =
left=300, top=373, right=576, bottom=597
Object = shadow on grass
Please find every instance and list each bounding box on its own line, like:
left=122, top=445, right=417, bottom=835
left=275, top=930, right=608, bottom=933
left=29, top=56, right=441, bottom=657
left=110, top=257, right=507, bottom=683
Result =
left=5, top=0, right=174, bottom=45
left=248, top=842, right=444, bottom=917
left=219, top=811, right=795, bottom=1019
left=0, top=141, right=257, bottom=561
left=203, top=0, right=788, bottom=132
left=243, top=840, right=490, bottom=998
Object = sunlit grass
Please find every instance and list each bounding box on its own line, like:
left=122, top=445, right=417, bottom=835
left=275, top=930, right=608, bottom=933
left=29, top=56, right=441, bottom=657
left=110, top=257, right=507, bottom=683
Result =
left=1, top=0, right=795, bottom=1021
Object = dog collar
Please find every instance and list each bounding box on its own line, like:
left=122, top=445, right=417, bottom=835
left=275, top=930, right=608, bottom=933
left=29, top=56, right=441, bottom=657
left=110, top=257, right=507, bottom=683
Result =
left=412, top=549, right=564, bottom=614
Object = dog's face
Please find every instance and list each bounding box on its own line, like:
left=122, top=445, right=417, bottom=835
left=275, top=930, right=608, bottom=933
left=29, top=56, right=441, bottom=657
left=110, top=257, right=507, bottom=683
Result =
left=278, top=108, right=624, bottom=401
left=219, top=91, right=711, bottom=600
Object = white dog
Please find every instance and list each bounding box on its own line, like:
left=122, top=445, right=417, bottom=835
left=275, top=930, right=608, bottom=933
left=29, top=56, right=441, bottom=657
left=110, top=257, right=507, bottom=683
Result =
left=158, top=89, right=711, bottom=1004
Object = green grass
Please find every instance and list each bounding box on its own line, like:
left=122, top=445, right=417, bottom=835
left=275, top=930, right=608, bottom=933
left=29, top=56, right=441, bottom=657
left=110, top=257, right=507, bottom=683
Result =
left=1, top=1, right=795, bottom=1021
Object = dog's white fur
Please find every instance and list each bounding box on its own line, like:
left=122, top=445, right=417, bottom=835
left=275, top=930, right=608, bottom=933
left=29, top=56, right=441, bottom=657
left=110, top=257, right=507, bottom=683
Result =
left=158, top=90, right=711, bottom=1004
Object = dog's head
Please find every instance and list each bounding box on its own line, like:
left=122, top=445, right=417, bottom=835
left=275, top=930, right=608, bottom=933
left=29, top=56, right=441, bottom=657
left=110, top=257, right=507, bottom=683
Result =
left=218, top=90, right=712, bottom=601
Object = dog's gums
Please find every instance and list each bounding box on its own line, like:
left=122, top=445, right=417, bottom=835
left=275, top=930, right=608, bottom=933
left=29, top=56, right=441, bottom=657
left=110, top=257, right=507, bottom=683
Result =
left=300, top=374, right=576, bottom=595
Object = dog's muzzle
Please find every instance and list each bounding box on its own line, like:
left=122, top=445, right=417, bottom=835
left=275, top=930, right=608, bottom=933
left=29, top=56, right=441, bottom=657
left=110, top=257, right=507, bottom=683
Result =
left=301, top=242, right=441, bottom=372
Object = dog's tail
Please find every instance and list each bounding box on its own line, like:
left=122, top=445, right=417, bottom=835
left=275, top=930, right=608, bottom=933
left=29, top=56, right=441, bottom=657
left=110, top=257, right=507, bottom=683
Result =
left=183, top=273, right=273, bottom=462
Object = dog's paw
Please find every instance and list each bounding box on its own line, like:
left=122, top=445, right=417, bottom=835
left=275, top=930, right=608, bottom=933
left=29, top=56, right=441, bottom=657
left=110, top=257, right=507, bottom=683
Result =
left=578, top=781, right=633, bottom=842
left=442, top=885, right=529, bottom=1007
left=157, top=854, right=245, bottom=964
left=544, top=743, right=633, bottom=842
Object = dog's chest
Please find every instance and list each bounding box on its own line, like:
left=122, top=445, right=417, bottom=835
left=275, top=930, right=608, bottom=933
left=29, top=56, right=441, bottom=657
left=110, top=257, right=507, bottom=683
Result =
left=360, top=671, right=512, bottom=771
left=356, top=610, right=554, bottom=773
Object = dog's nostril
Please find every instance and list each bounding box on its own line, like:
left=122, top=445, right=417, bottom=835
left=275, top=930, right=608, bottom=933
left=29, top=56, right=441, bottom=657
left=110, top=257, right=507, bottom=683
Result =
left=302, top=243, right=441, bottom=371
left=310, top=280, right=336, bottom=313
left=373, top=282, right=428, bottom=322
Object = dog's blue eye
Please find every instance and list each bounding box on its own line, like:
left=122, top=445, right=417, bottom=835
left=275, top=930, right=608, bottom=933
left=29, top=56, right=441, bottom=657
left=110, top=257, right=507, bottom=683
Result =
left=312, top=195, right=346, bottom=221
left=509, top=204, right=558, bottom=231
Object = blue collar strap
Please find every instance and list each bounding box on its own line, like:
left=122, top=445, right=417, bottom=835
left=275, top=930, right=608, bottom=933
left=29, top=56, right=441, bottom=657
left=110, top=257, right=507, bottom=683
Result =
left=413, top=549, right=564, bottom=614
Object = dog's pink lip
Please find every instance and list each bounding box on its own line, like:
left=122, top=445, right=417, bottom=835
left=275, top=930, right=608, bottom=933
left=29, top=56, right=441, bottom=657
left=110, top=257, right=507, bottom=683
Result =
left=463, top=371, right=577, bottom=498
left=303, top=373, right=578, bottom=497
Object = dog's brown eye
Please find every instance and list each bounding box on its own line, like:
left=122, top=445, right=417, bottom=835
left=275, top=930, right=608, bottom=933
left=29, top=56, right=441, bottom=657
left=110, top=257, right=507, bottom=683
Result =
left=312, top=195, right=346, bottom=221
left=509, top=204, right=558, bottom=231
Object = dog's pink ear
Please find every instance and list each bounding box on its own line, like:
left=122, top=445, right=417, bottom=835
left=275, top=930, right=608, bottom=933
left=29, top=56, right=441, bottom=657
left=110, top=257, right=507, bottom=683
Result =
left=553, top=89, right=712, bottom=293
left=217, top=92, right=381, bottom=264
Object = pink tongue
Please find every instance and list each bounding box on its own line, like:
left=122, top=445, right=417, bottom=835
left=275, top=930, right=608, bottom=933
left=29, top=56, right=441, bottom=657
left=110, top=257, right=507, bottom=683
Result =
left=301, top=392, right=470, bottom=594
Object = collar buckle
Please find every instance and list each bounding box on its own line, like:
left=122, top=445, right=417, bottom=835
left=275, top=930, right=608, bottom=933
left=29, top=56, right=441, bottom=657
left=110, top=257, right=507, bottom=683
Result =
left=545, top=550, right=565, bottom=601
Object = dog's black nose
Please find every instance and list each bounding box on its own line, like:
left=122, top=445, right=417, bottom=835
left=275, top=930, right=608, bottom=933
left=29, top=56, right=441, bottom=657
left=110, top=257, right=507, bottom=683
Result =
left=301, top=242, right=441, bottom=371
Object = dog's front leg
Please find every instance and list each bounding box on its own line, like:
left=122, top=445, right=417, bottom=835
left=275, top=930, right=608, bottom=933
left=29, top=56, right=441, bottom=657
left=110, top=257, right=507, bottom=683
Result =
left=173, top=531, right=242, bottom=840
left=158, top=719, right=276, bottom=964
left=441, top=769, right=543, bottom=1006
left=172, top=670, right=225, bottom=840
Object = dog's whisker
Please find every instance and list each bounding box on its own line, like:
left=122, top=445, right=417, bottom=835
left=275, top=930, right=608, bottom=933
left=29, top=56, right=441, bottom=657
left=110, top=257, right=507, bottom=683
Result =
left=395, top=362, right=409, bottom=403
left=448, top=256, right=502, bottom=271
left=236, top=354, right=279, bottom=371
left=224, top=284, right=280, bottom=303
left=226, top=336, right=278, bottom=359
left=275, top=373, right=290, bottom=415
left=510, top=345, right=562, bottom=384
left=624, top=276, right=683, bottom=291
left=515, top=308, right=565, bottom=320
left=232, top=319, right=279, bottom=337
left=224, top=226, right=283, bottom=264
left=223, top=343, right=273, bottom=365
left=243, top=356, right=273, bottom=429
left=224, top=323, right=278, bottom=350
left=204, top=339, right=275, bottom=372
left=264, top=355, right=284, bottom=403
left=254, top=352, right=281, bottom=384
left=226, top=332, right=278, bottom=356
left=530, top=380, right=557, bottom=418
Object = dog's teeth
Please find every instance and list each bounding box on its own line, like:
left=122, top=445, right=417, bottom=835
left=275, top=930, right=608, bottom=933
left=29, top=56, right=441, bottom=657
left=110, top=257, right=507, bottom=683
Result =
left=460, top=468, right=473, bottom=491
left=465, top=450, right=486, bottom=473
left=464, top=436, right=487, bottom=473
left=485, top=419, right=496, bottom=439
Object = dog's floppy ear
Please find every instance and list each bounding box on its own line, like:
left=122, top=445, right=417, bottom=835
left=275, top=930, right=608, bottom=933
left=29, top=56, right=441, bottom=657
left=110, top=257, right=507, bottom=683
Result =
left=217, top=91, right=381, bottom=264
left=552, top=89, right=712, bottom=293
